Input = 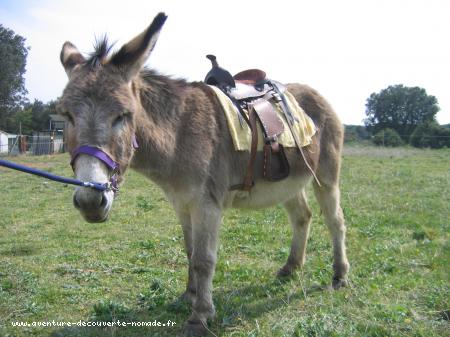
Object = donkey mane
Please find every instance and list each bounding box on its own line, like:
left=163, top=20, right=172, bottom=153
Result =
left=86, top=35, right=191, bottom=92
left=135, top=69, right=190, bottom=123
left=86, top=35, right=115, bottom=68
left=85, top=35, right=192, bottom=121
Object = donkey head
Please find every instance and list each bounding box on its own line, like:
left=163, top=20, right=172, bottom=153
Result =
left=57, top=13, right=167, bottom=222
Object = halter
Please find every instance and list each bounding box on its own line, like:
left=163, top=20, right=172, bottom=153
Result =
left=70, top=135, right=139, bottom=193
left=0, top=136, right=138, bottom=193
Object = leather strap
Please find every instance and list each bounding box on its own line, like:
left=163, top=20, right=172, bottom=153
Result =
left=230, top=105, right=258, bottom=191
left=243, top=106, right=258, bottom=191
left=271, top=82, right=321, bottom=186
left=252, top=98, right=284, bottom=152
left=263, top=143, right=290, bottom=181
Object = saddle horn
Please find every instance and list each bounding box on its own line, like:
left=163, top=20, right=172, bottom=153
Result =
left=204, top=54, right=235, bottom=89
left=206, top=54, right=218, bottom=67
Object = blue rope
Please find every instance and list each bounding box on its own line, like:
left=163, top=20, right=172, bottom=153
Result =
left=0, top=158, right=108, bottom=192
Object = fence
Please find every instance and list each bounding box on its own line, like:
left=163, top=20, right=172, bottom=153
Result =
left=0, top=132, right=65, bottom=156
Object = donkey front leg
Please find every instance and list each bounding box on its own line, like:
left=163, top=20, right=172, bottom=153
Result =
left=184, top=199, right=221, bottom=336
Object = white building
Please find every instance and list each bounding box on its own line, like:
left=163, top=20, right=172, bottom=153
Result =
left=0, top=130, right=17, bottom=154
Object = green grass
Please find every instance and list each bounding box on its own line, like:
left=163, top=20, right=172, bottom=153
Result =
left=0, top=145, right=449, bottom=337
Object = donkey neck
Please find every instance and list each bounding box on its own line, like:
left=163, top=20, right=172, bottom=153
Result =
left=130, top=70, right=187, bottom=182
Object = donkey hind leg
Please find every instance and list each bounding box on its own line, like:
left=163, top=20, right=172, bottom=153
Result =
left=184, top=199, right=221, bottom=336
left=313, top=182, right=349, bottom=289
left=278, top=189, right=312, bottom=277
left=177, top=209, right=196, bottom=305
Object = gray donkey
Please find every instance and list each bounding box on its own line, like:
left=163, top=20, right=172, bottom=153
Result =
left=58, top=12, right=349, bottom=336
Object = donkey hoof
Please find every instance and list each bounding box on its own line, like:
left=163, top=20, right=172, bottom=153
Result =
left=179, top=290, right=196, bottom=305
left=332, top=276, right=349, bottom=289
left=184, top=319, right=208, bottom=337
left=277, top=264, right=295, bottom=278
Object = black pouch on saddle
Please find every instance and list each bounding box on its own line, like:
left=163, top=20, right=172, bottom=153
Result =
left=263, top=143, right=290, bottom=181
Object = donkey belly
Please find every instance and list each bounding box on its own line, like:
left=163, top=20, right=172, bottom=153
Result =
left=228, top=175, right=311, bottom=209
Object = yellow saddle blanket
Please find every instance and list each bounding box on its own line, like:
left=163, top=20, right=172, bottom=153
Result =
left=209, top=85, right=316, bottom=151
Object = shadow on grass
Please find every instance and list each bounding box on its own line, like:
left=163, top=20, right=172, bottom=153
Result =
left=0, top=244, right=39, bottom=256
left=49, top=276, right=330, bottom=337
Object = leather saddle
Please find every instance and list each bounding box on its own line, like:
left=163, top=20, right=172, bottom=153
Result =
left=205, top=55, right=291, bottom=191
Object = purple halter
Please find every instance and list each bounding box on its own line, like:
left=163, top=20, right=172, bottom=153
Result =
left=70, top=135, right=138, bottom=193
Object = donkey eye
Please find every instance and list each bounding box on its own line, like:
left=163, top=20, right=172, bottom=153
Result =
left=113, top=114, right=125, bottom=127
left=64, top=113, right=75, bottom=125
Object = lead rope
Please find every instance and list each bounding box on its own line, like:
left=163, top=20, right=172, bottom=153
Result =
left=0, top=158, right=110, bottom=191
left=0, top=134, right=139, bottom=193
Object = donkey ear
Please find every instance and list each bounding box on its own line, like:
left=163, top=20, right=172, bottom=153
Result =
left=60, top=42, right=85, bottom=77
left=110, top=12, right=167, bottom=81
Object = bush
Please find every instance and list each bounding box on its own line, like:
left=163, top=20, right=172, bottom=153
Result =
left=373, top=128, right=403, bottom=147
left=410, top=123, right=450, bottom=148
left=344, top=125, right=371, bottom=143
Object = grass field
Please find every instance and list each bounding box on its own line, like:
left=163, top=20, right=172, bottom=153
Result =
left=0, top=146, right=449, bottom=337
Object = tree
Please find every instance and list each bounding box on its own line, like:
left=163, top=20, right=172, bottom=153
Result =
left=0, top=24, right=29, bottom=132
left=410, top=122, right=450, bottom=149
left=373, top=128, right=403, bottom=147
left=13, top=107, right=33, bottom=134
left=30, top=99, right=52, bottom=131
left=7, top=99, right=58, bottom=133
left=31, top=99, right=57, bottom=131
left=364, top=85, right=439, bottom=142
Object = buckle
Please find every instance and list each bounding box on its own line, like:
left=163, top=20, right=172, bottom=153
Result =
left=104, top=181, right=119, bottom=193
left=106, top=172, right=119, bottom=193
left=271, top=92, right=282, bottom=102
left=265, top=135, right=278, bottom=143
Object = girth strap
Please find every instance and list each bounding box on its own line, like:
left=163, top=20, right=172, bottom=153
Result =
left=244, top=106, right=258, bottom=191
left=230, top=106, right=258, bottom=191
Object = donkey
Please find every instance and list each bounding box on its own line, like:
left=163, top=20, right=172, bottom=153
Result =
left=58, top=12, right=349, bottom=336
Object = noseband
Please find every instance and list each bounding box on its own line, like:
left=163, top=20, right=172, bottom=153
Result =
left=70, top=135, right=138, bottom=193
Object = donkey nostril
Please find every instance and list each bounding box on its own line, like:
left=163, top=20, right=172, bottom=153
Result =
left=73, top=190, right=105, bottom=210
left=73, top=194, right=81, bottom=209
left=100, top=193, right=108, bottom=208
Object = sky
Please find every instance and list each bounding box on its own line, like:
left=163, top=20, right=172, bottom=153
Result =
left=1, top=0, right=449, bottom=125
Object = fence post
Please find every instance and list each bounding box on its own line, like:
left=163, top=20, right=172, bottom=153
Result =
left=50, top=131, right=54, bottom=155
left=19, top=135, right=27, bottom=154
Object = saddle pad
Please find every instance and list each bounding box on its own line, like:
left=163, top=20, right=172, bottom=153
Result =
left=209, top=85, right=316, bottom=151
